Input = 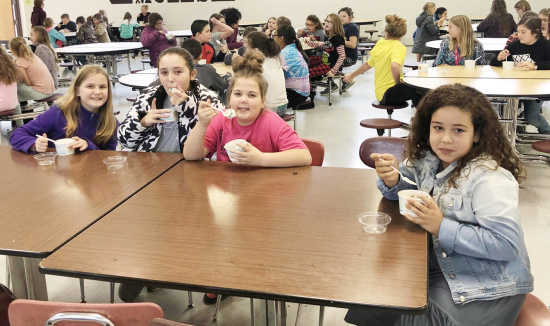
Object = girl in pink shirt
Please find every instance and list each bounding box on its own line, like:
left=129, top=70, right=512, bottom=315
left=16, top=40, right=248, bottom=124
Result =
left=9, top=37, right=55, bottom=100
left=184, top=49, right=311, bottom=167
left=0, top=46, right=18, bottom=115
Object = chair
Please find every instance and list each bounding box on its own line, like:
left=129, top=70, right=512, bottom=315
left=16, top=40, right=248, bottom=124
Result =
left=360, top=102, right=409, bottom=137
left=302, top=138, right=325, bottom=166
left=151, top=318, right=195, bottom=326
left=359, top=137, right=407, bottom=168
left=514, top=293, right=550, bottom=326
left=8, top=299, right=163, bottom=326
left=360, top=118, right=403, bottom=136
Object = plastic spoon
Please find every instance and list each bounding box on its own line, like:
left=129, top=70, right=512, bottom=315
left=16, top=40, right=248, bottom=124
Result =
left=391, top=166, right=417, bottom=185
left=36, top=134, right=58, bottom=144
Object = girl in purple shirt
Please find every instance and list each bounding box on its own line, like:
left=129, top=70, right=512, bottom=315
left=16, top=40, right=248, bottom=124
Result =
left=10, top=65, right=118, bottom=153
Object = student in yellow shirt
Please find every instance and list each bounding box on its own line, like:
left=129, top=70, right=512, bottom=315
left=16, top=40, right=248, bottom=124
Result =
left=344, top=15, right=422, bottom=107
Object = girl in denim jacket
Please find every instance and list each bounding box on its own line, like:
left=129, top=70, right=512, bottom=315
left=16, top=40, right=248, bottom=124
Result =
left=346, top=84, right=533, bottom=326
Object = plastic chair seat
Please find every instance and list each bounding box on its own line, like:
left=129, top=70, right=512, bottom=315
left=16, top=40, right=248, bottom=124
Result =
left=514, top=293, right=550, bottom=326
left=36, top=93, right=62, bottom=103
left=372, top=102, right=408, bottom=111
left=359, top=137, right=407, bottom=168
left=360, top=118, right=402, bottom=130
left=532, top=140, right=550, bottom=154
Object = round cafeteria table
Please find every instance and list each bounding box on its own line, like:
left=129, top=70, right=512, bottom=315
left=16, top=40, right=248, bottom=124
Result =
left=426, top=38, right=507, bottom=53
left=56, top=42, right=144, bottom=80
left=404, top=66, right=550, bottom=149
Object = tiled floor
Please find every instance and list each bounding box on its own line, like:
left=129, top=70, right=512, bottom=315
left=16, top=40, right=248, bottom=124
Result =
left=1, top=50, right=549, bottom=325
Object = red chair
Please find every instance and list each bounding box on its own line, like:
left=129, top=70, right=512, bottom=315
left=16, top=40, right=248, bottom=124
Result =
left=9, top=299, right=163, bottom=326
left=302, top=138, right=325, bottom=166
left=359, top=137, right=407, bottom=168
left=514, top=293, right=550, bottom=326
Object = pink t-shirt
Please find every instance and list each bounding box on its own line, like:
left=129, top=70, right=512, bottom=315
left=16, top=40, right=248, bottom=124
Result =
left=15, top=54, right=55, bottom=95
left=0, top=82, right=17, bottom=113
left=204, top=109, right=307, bottom=162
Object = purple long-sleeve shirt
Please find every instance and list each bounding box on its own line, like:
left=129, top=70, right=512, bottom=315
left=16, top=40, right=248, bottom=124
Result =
left=226, top=28, right=243, bottom=50
left=10, top=105, right=117, bottom=153
left=140, top=26, right=177, bottom=67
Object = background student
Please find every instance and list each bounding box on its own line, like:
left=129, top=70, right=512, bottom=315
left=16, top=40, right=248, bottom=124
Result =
left=413, top=2, right=441, bottom=62
left=338, top=7, right=359, bottom=67
left=140, top=13, right=176, bottom=67
left=477, top=0, right=517, bottom=38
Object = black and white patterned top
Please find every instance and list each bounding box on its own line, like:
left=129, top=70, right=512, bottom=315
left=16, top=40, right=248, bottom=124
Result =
left=118, top=80, right=224, bottom=152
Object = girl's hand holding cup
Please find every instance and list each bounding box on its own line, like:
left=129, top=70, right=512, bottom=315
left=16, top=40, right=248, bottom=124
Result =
left=370, top=153, right=399, bottom=187
left=229, top=142, right=264, bottom=166
left=141, top=98, right=173, bottom=127
left=168, top=87, right=188, bottom=106
left=69, top=136, right=88, bottom=152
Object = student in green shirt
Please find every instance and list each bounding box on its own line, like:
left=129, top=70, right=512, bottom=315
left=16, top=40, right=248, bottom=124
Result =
left=120, top=12, right=139, bottom=41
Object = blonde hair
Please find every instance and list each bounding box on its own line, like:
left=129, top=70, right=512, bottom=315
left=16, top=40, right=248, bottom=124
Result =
left=0, top=46, right=17, bottom=84
left=326, top=13, right=345, bottom=38
left=384, top=14, right=407, bottom=39
left=449, top=15, right=476, bottom=59
left=9, top=37, right=33, bottom=59
left=228, top=49, right=268, bottom=103
left=55, top=65, right=117, bottom=145
left=32, top=26, right=57, bottom=59
left=423, top=2, right=436, bottom=13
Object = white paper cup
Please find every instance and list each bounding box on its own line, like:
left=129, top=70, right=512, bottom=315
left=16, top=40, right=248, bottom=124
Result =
left=464, top=60, right=475, bottom=69
left=398, top=190, right=429, bottom=217
left=224, top=139, right=247, bottom=162
left=166, top=32, right=174, bottom=40
left=55, top=138, right=76, bottom=156
left=198, top=59, right=207, bottom=65
left=419, top=63, right=430, bottom=71
left=502, top=61, right=514, bottom=70
left=357, top=212, right=392, bottom=234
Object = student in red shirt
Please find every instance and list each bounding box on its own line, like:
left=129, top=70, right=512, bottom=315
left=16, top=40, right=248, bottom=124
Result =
left=191, top=20, right=214, bottom=64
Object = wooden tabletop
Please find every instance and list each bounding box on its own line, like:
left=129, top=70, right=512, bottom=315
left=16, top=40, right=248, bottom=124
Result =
left=0, top=148, right=183, bottom=257
left=404, top=76, right=550, bottom=97
left=406, top=65, right=550, bottom=79
left=41, top=162, right=428, bottom=309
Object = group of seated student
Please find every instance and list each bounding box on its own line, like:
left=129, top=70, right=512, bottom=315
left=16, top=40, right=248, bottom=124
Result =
left=2, top=5, right=542, bottom=323
left=413, top=2, right=443, bottom=62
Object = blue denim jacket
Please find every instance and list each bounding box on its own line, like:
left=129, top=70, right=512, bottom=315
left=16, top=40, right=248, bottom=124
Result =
left=377, top=151, right=533, bottom=304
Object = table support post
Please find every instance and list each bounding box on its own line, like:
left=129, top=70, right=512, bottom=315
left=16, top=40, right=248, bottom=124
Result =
left=23, top=257, right=48, bottom=301
left=250, top=298, right=255, bottom=326
left=318, top=305, right=325, bottom=326
left=187, top=291, right=194, bottom=308
left=79, top=278, right=86, bottom=303
left=110, top=282, right=115, bottom=303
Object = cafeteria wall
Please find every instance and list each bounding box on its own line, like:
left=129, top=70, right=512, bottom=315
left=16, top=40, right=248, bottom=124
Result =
left=1, top=0, right=16, bottom=40
left=21, top=0, right=549, bottom=44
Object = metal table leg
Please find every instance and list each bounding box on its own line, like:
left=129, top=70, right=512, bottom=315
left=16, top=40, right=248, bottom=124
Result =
left=250, top=298, right=255, bottom=326
left=318, top=306, right=325, bottom=326
left=22, top=257, right=48, bottom=300
left=187, top=291, right=194, bottom=308
left=79, top=278, right=86, bottom=303
left=110, top=282, right=115, bottom=303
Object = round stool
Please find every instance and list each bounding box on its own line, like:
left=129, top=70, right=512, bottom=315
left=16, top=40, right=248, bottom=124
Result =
left=372, top=102, right=408, bottom=119
left=360, top=118, right=402, bottom=136
left=359, top=136, right=407, bottom=168
left=532, top=140, right=550, bottom=154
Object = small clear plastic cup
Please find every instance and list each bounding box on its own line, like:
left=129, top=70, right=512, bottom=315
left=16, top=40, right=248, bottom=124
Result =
left=33, top=152, right=57, bottom=165
left=358, top=212, right=392, bottom=234
left=224, top=139, right=247, bottom=162
left=103, top=156, right=127, bottom=172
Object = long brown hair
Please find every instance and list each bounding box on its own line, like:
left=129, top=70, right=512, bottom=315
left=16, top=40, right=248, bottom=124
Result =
left=55, top=65, right=117, bottom=145
left=31, top=26, right=56, bottom=59
left=325, top=13, right=345, bottom=39
left=9, top=37, right=33, bottom=59
left=0, top=46, right=17, bottom=85
left=449, top=15, right=476, bottom=59
left=407, top=84, right=523, bottom=187
left=228, top=49, right=268, bottom=104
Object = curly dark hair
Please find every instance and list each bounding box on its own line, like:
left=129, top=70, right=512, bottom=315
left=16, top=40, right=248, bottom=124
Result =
left=407, top=84, right=524, bottom=187
left=220, top=7, right=241, bottom=27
